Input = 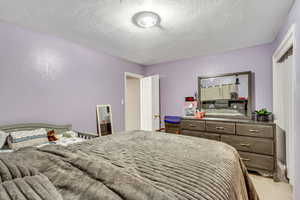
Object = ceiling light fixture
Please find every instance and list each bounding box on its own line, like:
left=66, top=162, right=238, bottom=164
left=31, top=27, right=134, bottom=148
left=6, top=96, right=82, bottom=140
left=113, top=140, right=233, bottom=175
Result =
left=132, top=11, right=161, bottom=28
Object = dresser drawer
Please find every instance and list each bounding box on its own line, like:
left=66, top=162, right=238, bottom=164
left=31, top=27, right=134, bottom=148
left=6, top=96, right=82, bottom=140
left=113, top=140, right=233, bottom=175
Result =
left=236, top=124, right=274, bottom=138
left=206, top=121, right=235, bottom=135
left=221, top=135, right=274, bottom=156
left=239, top=152, right=274, bottom=171
left=181, top=120, right=205, bottom=131
left=181, top=130, right=220, bottom=141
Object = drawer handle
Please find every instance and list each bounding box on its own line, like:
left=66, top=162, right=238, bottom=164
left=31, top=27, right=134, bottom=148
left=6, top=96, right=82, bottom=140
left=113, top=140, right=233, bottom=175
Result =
left=249, top=129, right=259, bottom=133
left=240, top=143, right=251, bottom=147
left=241, top=158, right=251, bottom=162
left=216, top=127, right=225, bottom=130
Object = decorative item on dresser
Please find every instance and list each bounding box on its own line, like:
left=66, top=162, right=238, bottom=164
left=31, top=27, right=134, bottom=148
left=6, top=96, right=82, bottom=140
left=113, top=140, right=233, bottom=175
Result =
left=179, top=117, right=279, bottom=181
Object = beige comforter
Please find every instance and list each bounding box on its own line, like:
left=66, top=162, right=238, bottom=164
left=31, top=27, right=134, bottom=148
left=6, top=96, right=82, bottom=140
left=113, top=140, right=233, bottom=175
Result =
left=0, top=131, right=259, bottom=200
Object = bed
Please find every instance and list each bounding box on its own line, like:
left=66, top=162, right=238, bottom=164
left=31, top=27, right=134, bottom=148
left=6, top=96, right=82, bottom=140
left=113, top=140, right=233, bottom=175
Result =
left=0, top=123, right=259, bottom=200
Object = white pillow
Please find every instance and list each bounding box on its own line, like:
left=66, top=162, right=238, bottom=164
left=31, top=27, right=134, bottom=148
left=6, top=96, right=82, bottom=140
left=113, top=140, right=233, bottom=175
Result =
left=8, top=128, right=48, bottom=150
left=62, top=130, right=77, bottom=138
left=0, top=149, right=13, bottom=153
left=10, top=128, right=47, bottom=141
left=0, top=130, right=9, bottom=149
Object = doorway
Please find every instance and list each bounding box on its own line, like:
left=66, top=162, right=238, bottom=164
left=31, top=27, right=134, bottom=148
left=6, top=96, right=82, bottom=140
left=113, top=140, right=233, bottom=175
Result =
left=125, top=72, right=143, bottom=131
left=124, top=72, right=160, bottom=131
left=273, top=24, right=296, bottom=186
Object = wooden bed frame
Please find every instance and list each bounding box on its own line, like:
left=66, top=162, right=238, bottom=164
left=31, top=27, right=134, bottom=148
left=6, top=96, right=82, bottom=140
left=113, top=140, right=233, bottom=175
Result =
left=0, top=123, right=98, bottom=139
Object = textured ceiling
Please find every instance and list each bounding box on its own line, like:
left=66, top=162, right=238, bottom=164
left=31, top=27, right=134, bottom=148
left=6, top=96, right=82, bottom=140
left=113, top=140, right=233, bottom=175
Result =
left=0, top=0, right=294, bottom=65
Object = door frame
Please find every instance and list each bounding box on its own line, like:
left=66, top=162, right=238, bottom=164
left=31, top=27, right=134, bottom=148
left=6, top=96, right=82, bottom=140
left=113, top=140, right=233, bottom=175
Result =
left=272, top=24, right=296, bottom=185
left=273, top=25, right=295, bottom=62
left=124, top=72, right=144, bottom=131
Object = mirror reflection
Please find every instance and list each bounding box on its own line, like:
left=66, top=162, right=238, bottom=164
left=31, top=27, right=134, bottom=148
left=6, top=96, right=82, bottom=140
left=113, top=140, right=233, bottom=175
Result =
left=96, top=105, right=113, bottom=136
left=199, top=72, right=252, bottom=118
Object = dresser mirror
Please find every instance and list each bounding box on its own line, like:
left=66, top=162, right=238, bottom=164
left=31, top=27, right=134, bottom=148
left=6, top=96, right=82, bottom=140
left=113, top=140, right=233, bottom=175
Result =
left=96, top=105, right=113, bottom=136
left=198, top=71, right=253, bottom=119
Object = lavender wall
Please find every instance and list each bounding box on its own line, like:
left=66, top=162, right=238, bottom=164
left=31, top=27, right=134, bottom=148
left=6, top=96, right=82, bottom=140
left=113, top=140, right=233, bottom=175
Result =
left=144, top=44, right=273, bottom=120
left=0, top=6, right=298, bottom=196
left=273, top=1, right=300, bottom=199
left=0, top=23, right=143, bottom=132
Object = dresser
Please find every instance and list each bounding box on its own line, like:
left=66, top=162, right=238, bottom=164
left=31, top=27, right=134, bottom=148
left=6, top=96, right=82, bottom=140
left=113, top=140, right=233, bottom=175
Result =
left=178, top=117, right=277, bottom=179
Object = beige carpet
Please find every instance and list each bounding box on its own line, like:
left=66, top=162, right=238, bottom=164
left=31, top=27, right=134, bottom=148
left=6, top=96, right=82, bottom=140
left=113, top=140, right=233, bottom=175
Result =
left=250, top=174, right=293, bottom=200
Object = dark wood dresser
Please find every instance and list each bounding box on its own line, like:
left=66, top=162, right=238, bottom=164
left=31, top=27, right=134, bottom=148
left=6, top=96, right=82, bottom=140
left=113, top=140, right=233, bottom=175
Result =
left=179, top=117, right=277, bottom=179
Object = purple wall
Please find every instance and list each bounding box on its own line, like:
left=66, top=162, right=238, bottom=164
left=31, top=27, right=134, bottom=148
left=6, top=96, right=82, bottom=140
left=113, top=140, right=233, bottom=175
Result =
left=273, top=1, right=300, bottom=199
left=0, top=23, right=143, bottom=132
left=144, top=44, right=273, bottom=120
left=0, top=5, right=299, bottom=197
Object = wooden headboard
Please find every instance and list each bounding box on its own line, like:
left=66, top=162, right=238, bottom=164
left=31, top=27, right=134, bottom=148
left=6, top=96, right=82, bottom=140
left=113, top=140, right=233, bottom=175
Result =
left=0, top=123, right=72, bottom=134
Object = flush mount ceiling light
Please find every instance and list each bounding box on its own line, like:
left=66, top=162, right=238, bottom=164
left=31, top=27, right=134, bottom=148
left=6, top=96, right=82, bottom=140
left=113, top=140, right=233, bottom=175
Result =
left=132, top=11, right=161, bottom=28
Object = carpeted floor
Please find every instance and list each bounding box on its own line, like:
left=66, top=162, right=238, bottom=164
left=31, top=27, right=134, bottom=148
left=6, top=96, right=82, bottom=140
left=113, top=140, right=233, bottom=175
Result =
left=250, top=174, right=293, bottom=200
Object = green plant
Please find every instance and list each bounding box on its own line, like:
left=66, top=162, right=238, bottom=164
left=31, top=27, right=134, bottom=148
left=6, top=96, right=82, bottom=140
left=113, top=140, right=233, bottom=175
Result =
left=255, top=108, right=271, bottom=116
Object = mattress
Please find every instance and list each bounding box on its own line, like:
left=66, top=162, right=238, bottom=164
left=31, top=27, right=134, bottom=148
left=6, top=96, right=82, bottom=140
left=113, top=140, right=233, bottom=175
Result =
left=0, top=131, right=259, bottom=200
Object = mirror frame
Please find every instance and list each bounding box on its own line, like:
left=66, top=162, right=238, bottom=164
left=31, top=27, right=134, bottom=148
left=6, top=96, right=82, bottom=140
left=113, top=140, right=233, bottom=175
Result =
left=198, top=71, right=253, bottom=119
left=96, top=104, right=114, bottom=136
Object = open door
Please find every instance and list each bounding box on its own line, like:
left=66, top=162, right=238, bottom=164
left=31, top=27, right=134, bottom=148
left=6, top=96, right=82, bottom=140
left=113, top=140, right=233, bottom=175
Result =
left=140, top=75, right=160, bottom=131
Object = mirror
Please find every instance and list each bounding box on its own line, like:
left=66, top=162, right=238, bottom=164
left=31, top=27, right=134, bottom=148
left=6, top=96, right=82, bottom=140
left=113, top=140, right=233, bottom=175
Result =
left=198, top=71, right=253, bottom=119
left=96, top=105, right=113, bottom=136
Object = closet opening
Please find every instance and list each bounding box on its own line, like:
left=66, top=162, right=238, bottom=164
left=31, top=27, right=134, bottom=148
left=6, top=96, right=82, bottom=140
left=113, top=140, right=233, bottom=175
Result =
left=273, top=24, right=296, bottom=187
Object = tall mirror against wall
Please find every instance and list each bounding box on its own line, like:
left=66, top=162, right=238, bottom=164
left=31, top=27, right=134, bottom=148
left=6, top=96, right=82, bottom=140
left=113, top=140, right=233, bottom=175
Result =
left=198, top=71, right=253, bottom=119
left=96, top=105, right=113, bottom=136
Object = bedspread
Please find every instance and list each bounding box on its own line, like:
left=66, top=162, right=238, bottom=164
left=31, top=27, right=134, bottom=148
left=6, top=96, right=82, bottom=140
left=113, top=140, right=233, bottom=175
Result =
left=0, top=131, right=259, bottom=200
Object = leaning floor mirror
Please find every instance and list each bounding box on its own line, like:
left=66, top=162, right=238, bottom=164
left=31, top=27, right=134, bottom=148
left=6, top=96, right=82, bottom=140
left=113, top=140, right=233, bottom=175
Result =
left=96, top=105, right=113, bottom=136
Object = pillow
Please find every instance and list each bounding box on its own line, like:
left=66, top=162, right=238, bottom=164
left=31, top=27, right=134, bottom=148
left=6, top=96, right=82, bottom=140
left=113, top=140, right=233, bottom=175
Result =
left=0, top=150, right=13, bottom=153
left=62, top=130, right=77, bottom=138
left=0, top=131, right=9, bottom=149
left=7, top=128, right=48, bottom=150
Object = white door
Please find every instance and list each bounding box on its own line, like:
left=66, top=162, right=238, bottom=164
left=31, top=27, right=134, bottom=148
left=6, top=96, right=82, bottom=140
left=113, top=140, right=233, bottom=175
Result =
left=273, top=25, right=295, bottom=185
left=140, top=75, right=160, bottom=131
left=274, top=53, right=295, bottom=185
left=273, top=50, right=295, bottom=185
